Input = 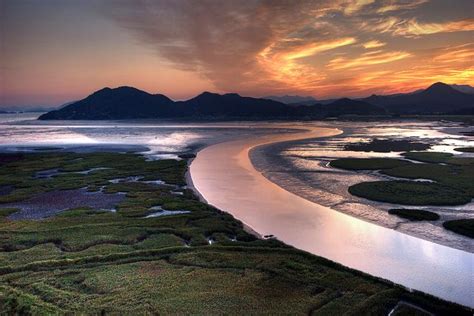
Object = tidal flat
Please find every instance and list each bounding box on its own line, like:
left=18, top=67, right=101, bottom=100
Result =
left=330, top=151, right=474, bottom=236
left=252, top=121, right=474, bottom=251
left=0, top=151, right=470, bottom=314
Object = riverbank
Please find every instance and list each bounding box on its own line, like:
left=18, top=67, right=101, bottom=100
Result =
left=189, top=126, right=473, bottom=308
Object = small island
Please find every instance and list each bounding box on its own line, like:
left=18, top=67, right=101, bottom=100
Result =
left=330, top=150, right=474, bottom=238
left=388, top=209, right=440, bottom=221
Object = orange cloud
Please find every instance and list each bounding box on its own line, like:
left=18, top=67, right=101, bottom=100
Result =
left=363, top=40, right=386, bottom=49
left=343, top=0, right=375, bottom=15
left=369, top=17, right=474, bottom=37
left=376, top=0, right=428, bottom=13
left=282, top=38, right=357, bottom=60
left=327, top=50, right=411, bottom=70
left=433, top=44, right=474, bottom=63
left=257, top=38, right=356, bottom=90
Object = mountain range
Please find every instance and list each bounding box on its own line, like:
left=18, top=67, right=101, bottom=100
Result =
left=359, top=82, right=474, bottom=114
left=263, top=95, right=318, bottom=105
left=39, top=82, right=474, bottom=120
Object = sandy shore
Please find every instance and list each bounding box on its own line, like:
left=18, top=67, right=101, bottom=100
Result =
left=189, top=125, right=473, bottom=308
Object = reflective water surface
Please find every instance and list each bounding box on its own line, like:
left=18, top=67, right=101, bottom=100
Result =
left=190, top=126, right=473, bottom=308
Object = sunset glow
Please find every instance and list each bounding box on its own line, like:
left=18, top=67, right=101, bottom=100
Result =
left=1, top=0, right=473, bottom=107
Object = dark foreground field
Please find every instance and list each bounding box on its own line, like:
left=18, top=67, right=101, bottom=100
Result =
left=0, top=152, right=469, bottom=314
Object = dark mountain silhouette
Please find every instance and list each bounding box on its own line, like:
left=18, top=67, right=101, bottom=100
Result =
left=263, top=95, right=317, bottom=105
left=450, top=84, right=474, bottom=94
left=448, top=107, right=474, bottom=115
left=40, top=87, right=175, bottom=120
left=175, top=92, right=292, bottom=117
left=318, top=98, right=386, bottom=117
left=361, top=82, right=474, bottom=114
left=38, top=82, right=472, bottom=120
left=39, top=87, right=387, bottom=120
left=39, top=88, right=298, bottom=120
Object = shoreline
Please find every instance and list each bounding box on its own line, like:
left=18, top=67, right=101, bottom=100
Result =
left=188, top=125, right=473, bottom=308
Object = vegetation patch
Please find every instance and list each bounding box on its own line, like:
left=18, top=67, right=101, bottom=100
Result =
left=349, top=181, right=471, bottom=206
left=402, top=151, right=453, bottom=163
left=344, top=139, right=431, bottom=152
left=443, top=219, right=474, bottom=238
left=402, top=151, right=474, bottom=166
left=380, top=163, right=474, bottom=196
left=454, top=147, right=474, bottom=153
left=388, top=209, right=440, bottom=221
left=330, top=152, right=473, bottom=231
left=0, top=153, right=24, bottom=165
left=33, top=147, right=63, bottom=151
left=178, top=153, right=196, bottom=159
left=329, top=158, right=412, bottom=170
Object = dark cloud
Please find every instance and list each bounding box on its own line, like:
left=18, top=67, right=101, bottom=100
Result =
left=103, top=0, right=340, bottom=94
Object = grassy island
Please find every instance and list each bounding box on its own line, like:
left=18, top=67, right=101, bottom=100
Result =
left=388, top=209, right=440, bottom=221
left=330, top=150, right=473, bottom=237
left=443, top=219, right=474, bottom=238
left=0, top=152, right=469, bottom=314
left=349, top=181, right=471, bottom=206
left=454, top=147, right=474, bottom=153
left=343, top=139, right=431, bottom=152
left=329, top=158, right=411, bottom=170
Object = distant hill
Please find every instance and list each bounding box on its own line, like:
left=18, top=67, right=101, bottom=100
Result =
left=38, top=87, right=385, bottom=120
left=450, top=84, right=474, bottom=94
left=39, top=87, right=175, bottom=120
left=361, top=82, right=474, bottom=114
left=175, top=92, right=294, bottom=117
left=318, top=98, right=386, bottom=117
left=263, top=95, right=317, bottom=105
left=39, top=88, right=301, bottom=120
left=38, top=82, right=473, bottom=120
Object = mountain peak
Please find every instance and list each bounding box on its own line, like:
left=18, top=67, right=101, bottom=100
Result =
left=90, top=86, right=149, bottom=98
left=196, top=91, right=219, bottom=98
left=91, top=87, right=112, bottom=95
left=223, top=93, right=241, bottom=97
left=425, top=82, right=454, bottom=93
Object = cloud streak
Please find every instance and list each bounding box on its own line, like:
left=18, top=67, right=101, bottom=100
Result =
left=368, top=17, right=474, bottom=37
left=327, top=50, right=412, bottom=70
left=103, top=0, right=472, bottom=97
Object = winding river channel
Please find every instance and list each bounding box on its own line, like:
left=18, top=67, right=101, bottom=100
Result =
left=2, top=114, right=472, bottom=307
left=190, top=126, right=473, bottom=308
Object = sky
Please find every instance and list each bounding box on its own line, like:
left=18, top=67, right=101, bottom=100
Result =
left=1, top=0, right=473, bottom=108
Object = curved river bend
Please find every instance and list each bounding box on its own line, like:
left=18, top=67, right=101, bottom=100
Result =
left=190, top=126, right=473, bottom=308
